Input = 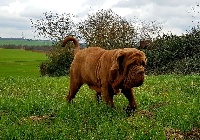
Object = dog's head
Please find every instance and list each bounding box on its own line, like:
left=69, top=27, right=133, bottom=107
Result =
left=109, top=48, right=146, bottom=91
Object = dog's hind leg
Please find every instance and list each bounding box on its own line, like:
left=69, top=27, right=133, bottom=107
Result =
left=66, top=81, right=82, bottom=103
left=96, top=92, right=102, bottom=102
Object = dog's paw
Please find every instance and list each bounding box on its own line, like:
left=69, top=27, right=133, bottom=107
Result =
left=124, top=106, right=136, bottom=115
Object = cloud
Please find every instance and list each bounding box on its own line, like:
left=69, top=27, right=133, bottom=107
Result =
left=84, top=0, right=119, bottom=9
left=0, top=0, right=21, bottom=6
left=154, top=0, right=197, bottom=7
left=20, top=6, right=47, bottom=19
left=0, top=1, right=27, bottom=14
left=114, top=0, right=196, bottom=19
left=0, top=0, right=199, bottom=39
left=115, top=0, right=197, bottom=8
left=0, top=27, right=35, bottom=39
left=115, top=0, right=151, bottom=8
left=113, top=0, right=199, bottom=34
left=0, top=1, right=31, bottom=27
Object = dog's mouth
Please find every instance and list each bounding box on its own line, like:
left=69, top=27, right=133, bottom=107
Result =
left=123, top=66, right=145, bottom=88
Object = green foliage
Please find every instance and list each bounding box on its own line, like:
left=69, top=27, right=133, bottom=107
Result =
left=0, top=75, right=199, bottom=139
left=30, top=12, right=78, bottom=44
left=40, top=47, right=73, bottom=77
left=30, top=10, right=199, bottom=75
left=143, top=28, right=200, bottom=75
left=31, top=10, right=163, bottom=76
left=31, top=12, right=78, bottom=77
left=79, top=9, right=137, bottom=49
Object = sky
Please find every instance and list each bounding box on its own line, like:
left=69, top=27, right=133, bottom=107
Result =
left=0, top=0, right=199, bottom=39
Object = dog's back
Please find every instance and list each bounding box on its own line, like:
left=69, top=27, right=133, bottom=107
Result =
left=70, top=47, right=106, bottom=85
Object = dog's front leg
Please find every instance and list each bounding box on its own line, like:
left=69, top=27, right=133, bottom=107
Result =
left=122, top=88, right=137, bottom=113
left=101, top=87, right=115, bottom=107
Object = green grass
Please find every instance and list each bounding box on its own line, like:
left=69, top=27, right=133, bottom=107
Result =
left=0, top=39, right=52, bottom=46
left=0, top=49, right=47, bottom=77
left=0, top=75, right=199, bottom=139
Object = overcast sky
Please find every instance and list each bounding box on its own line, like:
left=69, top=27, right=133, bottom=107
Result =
left=0, top=0, right=199, bottom=39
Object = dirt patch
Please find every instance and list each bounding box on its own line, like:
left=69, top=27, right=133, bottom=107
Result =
left=136, top=110, right=154, bottom=119
left=165, top=128, right=184, bottom=140
left=149, top=102, right=168, bottom=110
left=165, top=127, right=200, bottom=140
left=184, top=128, right=200, bottom=140
left=19, top=114, right=55, bottom=124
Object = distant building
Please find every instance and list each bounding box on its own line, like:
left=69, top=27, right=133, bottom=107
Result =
left=138, top=40, right=152, bottom=49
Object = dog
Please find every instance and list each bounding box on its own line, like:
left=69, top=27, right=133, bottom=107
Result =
left=62, top=36, right=147, bottom=112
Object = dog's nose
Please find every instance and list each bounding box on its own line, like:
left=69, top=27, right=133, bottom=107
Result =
left=137, top=70, right=145, bottom=75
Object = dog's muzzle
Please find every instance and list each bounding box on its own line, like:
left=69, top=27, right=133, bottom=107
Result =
left=123, top=66, right=145, bottom=88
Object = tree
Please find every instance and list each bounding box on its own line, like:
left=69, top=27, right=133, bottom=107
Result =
left=79, top=9, right=137, bottom=50
left=136, top=20, right=163, bottom=41
left=190, top=2, right=200, bottom=28
left=30, top=12, right=77, bottom=76
left=30, top=11, right=78, bottom=44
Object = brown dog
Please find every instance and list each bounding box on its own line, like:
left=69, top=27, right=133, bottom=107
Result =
left=62, top=36, right=147, bottom=112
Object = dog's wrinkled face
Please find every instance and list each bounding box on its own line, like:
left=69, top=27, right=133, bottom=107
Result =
left=123, top=54, right=146, bottom=89
left=110, top=48, right=146, bottom=90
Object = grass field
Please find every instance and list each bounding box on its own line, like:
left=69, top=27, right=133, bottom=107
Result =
left=0, top=75, right=199, bottom=139
left=0, top=49, right=199, bottom=139
left=0, top=39, right=52, bottom=46
left=0, top=49, right=47, bottom=77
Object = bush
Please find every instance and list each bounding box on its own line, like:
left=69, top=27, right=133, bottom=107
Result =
left=143, top=28, right=200, bottom=75
left=40, top=47, right=73, bottom=77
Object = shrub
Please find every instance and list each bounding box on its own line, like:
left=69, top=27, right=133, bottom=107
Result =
left=143, top=28, right=200, bottom=75
left=40, top=47, right=73, bottom=77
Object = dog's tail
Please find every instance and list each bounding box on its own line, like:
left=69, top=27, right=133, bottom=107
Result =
left=61, top=36, right=80, bottom=55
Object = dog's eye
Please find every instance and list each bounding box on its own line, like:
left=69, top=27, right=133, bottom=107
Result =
left=139, top=61, right=146, bottom=67
left=141, top=61, right=146, bottom=67
left=131, top=60, right=140, bottom=66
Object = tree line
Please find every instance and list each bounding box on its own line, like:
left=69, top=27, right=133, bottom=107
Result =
left=30, top=9, right=200, bottom=76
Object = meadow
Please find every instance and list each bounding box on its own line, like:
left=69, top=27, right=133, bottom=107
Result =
left=0, top=49, right=199, bottom=139
left=0, top=49, right=47, bottom=77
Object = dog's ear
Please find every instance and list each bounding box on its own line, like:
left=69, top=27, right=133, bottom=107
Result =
left=109, top=50, right=126, bottom=83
